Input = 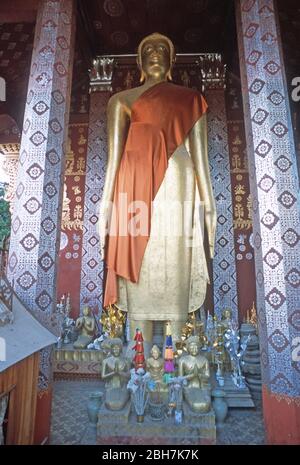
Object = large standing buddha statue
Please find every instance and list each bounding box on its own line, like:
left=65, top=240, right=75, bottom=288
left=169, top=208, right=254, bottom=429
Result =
left=100, top=33, right=216, bottom=344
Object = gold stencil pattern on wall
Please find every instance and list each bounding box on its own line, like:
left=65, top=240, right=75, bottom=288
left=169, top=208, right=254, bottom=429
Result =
left=233, top=183, right=252, bottom=230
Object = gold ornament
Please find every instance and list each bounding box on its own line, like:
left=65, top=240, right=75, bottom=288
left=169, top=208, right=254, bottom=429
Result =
left=100, top=304, right=126, bottom=339
left=249, top=301, right=258, bottom=330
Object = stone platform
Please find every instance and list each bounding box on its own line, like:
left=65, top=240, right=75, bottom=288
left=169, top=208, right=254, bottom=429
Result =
left=53, top=344, right=103, bottom=380
left=97, top=401, right=216, bottom=445
left=213, top=373, right=255, bottom=408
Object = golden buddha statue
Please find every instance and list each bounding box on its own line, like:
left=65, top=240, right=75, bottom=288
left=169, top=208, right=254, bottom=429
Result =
left=221, top=308, right=233, bottom=331
left=146, top=345, right=168, bottom=397
left=212, top=322, right=227, bottom=374
left=178, top=336, right=211, bottom=413
left=101, top=338, right=130, bottom=411
left=73, top=306, right=96, bottom=349
left=146, top=345, right=164, bottom=382
left=249, top=302, right=258, bottom=330
left=215, top=309, right=233, bottom=371
left=100, top=32, right=216, bottom=344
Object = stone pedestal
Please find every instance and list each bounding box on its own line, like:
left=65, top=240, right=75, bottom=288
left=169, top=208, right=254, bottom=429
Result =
left=97, top=401, right=216, bottom=445
left=99, top=400, right=131, bottom=426
left=53, top=345, right=104, bottom=380
left=182, top=404, right=216, bottom=430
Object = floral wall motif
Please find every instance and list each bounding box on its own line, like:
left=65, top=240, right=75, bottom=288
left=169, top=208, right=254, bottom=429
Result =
left=205, top=89, right=238, bottom=321
left=57, top=122, right=88, bottom=319
left=226, top=73, right=257, bottom=323
left=79, top=91, right=110, bottom=315
left=236, top=1, right=300, bottom=442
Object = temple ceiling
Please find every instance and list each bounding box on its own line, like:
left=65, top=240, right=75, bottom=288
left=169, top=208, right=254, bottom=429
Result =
left=77, top=0, right=235, bottom=56
left=277, top=0, right=300, bottom=81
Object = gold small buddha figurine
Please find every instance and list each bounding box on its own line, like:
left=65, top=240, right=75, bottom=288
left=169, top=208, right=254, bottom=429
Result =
left=101, top=338, right=130, bottom=411
left=65, top=292, right=71, bottom=316
left=221, top=308, right=233, bottom=331
left=146, top=345, right=168, bottom=401
left=249, top=302, right=258, bottom=330
left=219, top=310, right=234, bottom=371
left=212, top=323, right=227, bottom=372
left=178, top=336, right=211, bottom=413
left=146, top=345, right=164, bottom=383
left=73, top=306, right=96, bottom=349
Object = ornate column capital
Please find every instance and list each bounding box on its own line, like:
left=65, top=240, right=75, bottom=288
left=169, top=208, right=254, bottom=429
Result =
left=0, top=143, right=20, bottom=157
left=89, top=57, right=115, bottom=93
left=197, top=54, right=226, bottom=92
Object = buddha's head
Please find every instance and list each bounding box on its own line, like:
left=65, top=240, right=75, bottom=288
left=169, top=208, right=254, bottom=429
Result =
left=186, top=336, right=200, bottom=356
left=222, top=308, right=232, bottom=321
left=109, top=338, right=123, bottom=357
left=150, top=344, right=161, bottom=360
left=137, top=32, right=175, bottom=83
left=83, top=306, right=91, bottom=316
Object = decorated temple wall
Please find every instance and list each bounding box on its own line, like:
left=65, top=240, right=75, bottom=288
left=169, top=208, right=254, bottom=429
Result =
left=225, top=73, right=257, bottom=323
left=56, top=121, right=88, bottom=319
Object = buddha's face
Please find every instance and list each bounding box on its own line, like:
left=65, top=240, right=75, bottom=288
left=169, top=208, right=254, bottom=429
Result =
left=83, top=307, right=90, bottom=316
left=111, top=344, right=121, bottom=357
left=151, top=347, right=160, bottom=360
left=140, top=37, right=171, bottom=81
left=222, top=309, right=232, bottom=320
left=188, top=342, right=199, bottom=357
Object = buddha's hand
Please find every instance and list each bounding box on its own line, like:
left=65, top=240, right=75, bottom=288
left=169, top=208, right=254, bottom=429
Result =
left=99, top=221, right=106, bottom=261
left=205, top=211, right=216, bottom=259
left=99, top=203, right=111, bottom=261
left=75, top=318, right=83, bottom=328
left=100, top=237, right=105, bottom=261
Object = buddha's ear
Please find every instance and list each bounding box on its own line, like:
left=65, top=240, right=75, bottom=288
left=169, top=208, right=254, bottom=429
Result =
left=136, top=57, right=146, bottom=83
left=166, top=69, right=173, bottom=81
left=139, top=68, right=146, bottom=83
left=167, top=57, right=176, bottom=81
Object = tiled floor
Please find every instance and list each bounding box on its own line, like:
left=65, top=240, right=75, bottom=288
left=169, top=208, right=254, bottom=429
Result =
left=50, top=380, right=265, bottom=445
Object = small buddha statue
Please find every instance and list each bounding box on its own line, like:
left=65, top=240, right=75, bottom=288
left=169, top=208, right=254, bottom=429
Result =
left=146, top=345, right=167, bottom=394
left=221, top=308, right=233, bottom=331
left=101, top=338, right=130, bottom=411
left=73, top=306, right=96, bottom=349
left=178, top=336, right=211, bottom=413
left=249, top=302, right=258, bottom=330
left=212, top=323, right=227, bottom=379
left=65, top=293, right=72, bottom=317
left=220, top=308, right=234, bottom=371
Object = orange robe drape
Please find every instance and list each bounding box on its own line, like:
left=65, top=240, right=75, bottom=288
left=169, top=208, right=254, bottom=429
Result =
left=104, top=81, right=208, bottom=308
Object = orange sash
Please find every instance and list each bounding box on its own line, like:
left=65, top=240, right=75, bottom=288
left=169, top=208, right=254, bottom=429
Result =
left=103, top=81, right=208, bottom=308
